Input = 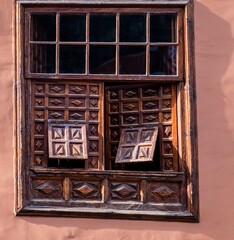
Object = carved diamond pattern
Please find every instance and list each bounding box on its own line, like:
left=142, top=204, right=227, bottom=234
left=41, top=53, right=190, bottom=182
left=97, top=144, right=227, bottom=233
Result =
left=51, top=86, right=63, bottom=93
left=36, top=98, right=43, bottom=105
left=144, top=89, right=157, bottom=96
left=36, top=86, right=44, bottom=93
left=164, top=113, right=171, bottom=121
left=74, top=183, right=95, bottom=197
left=112, top=183, right=136, bottom=199
left=36, top=140, right=43, bottom=149
left=50, top=112, right=62, bottom=118
left=144, top=102, right=156, bottom=108
left=90, top=86, right=98, bottom=94
left=90, top=158, right=97, bottom=168
left=125, top=91, right=136, bottom=97
left=165, top=158, right=173, bottom=171
left=71, top=86, right=83, bottom=93
left=36, top=125, right=43, bottom=133
left=110, top=91, right=118, bottom=99
left=36, top=111, right=43, bottom=118
left=91, top=143, right=97, bottom=151
left=50, top=99, right=62, bottom=105
left=111, top=117, right=118, bottom=124
left=71, top=100, right=82, bottom=106
left=145, top=115, right=157, bottom=121
left=125, top=104, right=136, bottom=110
left=165, top=143, right=172, bottom=154
left=70, top=113, right=82, bottom=119
left=163, top=100, right=171, bottom=108
left=90, top=112, right=97, bottom=119
left=90, top=99, right=98, bottom=107
left=111, top=130, right=118, bottom=140
left=164, top=126, right=172, bottom=138
left=36, top=182, right=59, bottom=196
left=163, top=87, right=171, bottom=95
left=125, top=116, right=137, bottom=123
left=152, top=185, right=174, bottom=199
left=111, top=104, right=118, bottom=111
left=35, top=156, right=42, bottom=165
left=90, top=126, right=97, bottom=135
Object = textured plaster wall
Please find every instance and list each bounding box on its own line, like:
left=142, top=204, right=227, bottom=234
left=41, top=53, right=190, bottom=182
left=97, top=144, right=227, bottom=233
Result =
left=0, top=0, right=234, bottom=239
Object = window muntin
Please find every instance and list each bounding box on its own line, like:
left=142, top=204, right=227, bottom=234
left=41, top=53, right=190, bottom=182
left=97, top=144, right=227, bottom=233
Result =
left=26, top=8, right=182, bottom=79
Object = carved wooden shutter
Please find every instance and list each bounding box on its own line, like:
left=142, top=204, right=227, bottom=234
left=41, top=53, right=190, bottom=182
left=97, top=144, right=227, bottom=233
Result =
left=105, top=83, right=178, bottom=171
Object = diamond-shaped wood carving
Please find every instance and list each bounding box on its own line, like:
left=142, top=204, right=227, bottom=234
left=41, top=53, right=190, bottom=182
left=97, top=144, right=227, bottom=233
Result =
left=111, top=182, right=138, bottom=200
left=35, top=181, right=60, bottom=197
left=72, top=181, right=100, bottom=200
left=115, top=127, right=158, bottom=163
left=152, top=185, right=174, bottom=199
left=48, top=123, right=87, bottom=159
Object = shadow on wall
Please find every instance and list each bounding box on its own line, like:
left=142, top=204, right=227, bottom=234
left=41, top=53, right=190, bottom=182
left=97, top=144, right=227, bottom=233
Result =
left=17, top=2, right=234, bottom=240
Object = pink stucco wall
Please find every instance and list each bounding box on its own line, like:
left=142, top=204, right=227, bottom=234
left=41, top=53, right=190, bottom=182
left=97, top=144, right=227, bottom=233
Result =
left=0, top=0, right=234, bottom=239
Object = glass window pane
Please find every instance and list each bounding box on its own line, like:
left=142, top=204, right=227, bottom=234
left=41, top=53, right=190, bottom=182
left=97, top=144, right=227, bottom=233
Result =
left=90, top=14, right=116, bottom=42
left=59, top=45, right=86, bottom=73
left=60, top=14, right=86, bottom=42
left=30, top=44, right=56, bottom=73
left=120, top=14, right=146, bottom=42
left=30, top=14, right=56, bottom=41
left=150, top=14, right=176, bottom=42
left=119, top=46, right=146, bottom=74
left=150, top=46, right=177, bottom=75
left=89, top=45, right=116, bottom=74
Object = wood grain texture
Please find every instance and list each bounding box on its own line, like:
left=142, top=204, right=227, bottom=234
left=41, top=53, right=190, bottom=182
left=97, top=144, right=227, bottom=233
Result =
left=15, top=0, right=199, bottom=222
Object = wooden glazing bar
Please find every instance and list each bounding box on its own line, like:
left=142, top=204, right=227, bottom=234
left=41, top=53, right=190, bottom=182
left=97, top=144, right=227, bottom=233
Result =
left=56, top=13, right=59, bottom=75
left=116, top=13, right=120, bottom=75
left=25, top=74, right=182, bottom=81
left=146, top=12, right=150, bottom=76
left=24, top=7, right=184, bottom=14
left=86, top=13, right=89, bottom=75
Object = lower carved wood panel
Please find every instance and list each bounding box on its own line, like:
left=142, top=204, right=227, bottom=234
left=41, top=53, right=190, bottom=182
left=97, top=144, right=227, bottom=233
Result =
left=71, top=180, right=102, bottom=200
left=29, top=172, right=184, bottom=212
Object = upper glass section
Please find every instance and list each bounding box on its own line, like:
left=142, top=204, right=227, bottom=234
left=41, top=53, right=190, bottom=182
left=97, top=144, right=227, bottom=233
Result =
left=28, top=11, right=178, bottom=76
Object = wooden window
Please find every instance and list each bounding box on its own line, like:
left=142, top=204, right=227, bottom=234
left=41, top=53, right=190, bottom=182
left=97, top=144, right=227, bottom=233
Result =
left=15, top=0, right=199, bottom=222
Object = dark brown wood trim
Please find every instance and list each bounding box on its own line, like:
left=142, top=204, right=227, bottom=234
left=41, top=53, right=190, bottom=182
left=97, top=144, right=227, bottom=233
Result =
left=15, top=0, right=199, bottom=222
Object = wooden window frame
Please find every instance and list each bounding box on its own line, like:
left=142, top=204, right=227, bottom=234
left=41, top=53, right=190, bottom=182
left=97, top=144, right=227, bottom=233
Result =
left=15, top=0, right=199, bottom=222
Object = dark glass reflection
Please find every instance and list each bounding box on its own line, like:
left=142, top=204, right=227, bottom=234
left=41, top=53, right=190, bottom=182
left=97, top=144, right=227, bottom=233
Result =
left=60, top=14, right=86, bottom=42
left=59, top=45, right=86, bottom=73
left=120, top=14, right=146, bottom=42
left=119, top=46, right=146, bottom=74
left=89, top=45, right=116, bottom=74
left=150, top=46, right=177, bottom=75
left=150, top=14, right=176, bottom=42
left=31, top=14, right=56, bottom=41
left=30, top=44, right=56, bottom=73
left=90, top=14, right=116, bottom=42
